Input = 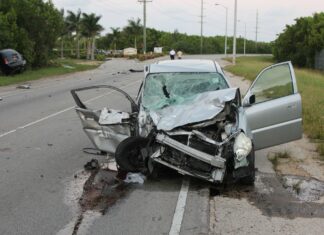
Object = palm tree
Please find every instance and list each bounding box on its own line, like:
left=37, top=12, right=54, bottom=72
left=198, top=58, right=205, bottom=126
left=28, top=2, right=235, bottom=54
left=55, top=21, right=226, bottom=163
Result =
left=58, top=9, right=69, bottom=59
left=66, top=9, right=82, bottom=59
left=110, top=27, right=120, bottom=53
left=124, top=18, right=142, bottom=49
left=81, top=13, right=104, bottom=60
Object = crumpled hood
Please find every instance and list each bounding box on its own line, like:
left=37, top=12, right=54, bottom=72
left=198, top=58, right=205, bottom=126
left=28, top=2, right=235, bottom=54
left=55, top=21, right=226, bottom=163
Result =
left=149, top=88, right=239, bottom=131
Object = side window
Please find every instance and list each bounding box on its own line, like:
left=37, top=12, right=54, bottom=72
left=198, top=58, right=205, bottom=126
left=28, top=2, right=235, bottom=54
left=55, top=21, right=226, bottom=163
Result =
left=251, top=63, right=294, bottom=104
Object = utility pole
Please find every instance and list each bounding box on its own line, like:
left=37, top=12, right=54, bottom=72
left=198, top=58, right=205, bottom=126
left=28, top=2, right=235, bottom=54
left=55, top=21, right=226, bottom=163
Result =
left=138, top=0, right=152, bottom=54
left=200, top=0, right=204, bottom=54
left=233, top=0, right=238, bottom=64
left=255, top=9, right=259, bottom=53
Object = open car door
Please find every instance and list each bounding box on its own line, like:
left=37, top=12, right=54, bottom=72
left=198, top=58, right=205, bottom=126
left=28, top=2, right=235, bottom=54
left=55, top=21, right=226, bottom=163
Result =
left=71, top=85, right=138, bottom=154
left=242, top=61, right=302, bottom=150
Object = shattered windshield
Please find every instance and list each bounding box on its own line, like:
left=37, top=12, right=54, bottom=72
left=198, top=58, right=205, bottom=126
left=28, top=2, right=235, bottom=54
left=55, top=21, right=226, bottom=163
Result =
left=142, top=72, right=229, bottom=110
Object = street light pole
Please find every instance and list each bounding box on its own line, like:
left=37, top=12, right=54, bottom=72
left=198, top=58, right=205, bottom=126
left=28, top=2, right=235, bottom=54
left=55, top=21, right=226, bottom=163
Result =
left=215, top=3, right=228, bottom=57
left=244, top=22, right=246, bottom=55
left=233, top=0, right=237, bottom=64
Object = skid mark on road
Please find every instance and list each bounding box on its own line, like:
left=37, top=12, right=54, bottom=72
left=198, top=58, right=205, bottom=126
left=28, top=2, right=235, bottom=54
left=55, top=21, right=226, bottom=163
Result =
left=169, top=178, right=190, bottom=235
left=0, top=80, right=141, bottom=139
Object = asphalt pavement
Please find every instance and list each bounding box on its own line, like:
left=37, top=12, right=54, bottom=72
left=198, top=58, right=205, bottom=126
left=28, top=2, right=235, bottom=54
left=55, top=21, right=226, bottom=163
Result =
left=0, top=55, right=222, bottom=235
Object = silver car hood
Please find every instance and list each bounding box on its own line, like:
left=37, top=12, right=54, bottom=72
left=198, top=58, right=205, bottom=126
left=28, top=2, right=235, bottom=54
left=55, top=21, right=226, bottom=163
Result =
left=149, top=88, right=239, bottom=131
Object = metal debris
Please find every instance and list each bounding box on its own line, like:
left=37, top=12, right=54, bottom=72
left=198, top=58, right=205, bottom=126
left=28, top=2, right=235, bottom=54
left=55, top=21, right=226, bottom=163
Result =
left=84, top=159, right=100, bottom=171
left=129, top=69, right=144, bottom=73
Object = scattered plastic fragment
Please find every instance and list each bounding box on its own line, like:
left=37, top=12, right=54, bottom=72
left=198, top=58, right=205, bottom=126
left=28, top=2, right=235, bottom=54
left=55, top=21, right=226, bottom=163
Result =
left=84, top=159, right=100, bottom=171
left=62, top=64, right=75, bottom=69
left=124, top=172, right=146, bottom=184
left=17, top=84, right=31, bottom=89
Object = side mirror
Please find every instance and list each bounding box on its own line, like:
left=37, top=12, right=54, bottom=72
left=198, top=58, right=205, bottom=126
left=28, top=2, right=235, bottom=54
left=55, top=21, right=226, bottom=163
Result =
left=243, top=94, right=256, bottom=107
left=249, top=94, right=256, bottom=105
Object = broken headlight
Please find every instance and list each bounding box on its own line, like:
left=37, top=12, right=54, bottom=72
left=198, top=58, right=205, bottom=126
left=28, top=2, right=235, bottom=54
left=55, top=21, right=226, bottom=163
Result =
left=233, top=132, right=252, bottom=161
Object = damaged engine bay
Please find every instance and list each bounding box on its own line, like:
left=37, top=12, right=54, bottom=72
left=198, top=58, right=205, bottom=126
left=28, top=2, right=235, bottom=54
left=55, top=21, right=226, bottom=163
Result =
left=71, top=69, right=255, bottom=184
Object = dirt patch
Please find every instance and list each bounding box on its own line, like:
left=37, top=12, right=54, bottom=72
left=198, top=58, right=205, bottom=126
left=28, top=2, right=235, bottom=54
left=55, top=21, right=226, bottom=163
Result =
left=75, top=61, right=102, bottom=66
left=211, top=172, right=324, bottom=219
left=267, top=136, right=324, bottom=181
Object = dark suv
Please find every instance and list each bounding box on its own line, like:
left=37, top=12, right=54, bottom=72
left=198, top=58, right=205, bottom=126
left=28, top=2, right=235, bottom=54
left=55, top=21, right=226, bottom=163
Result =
left=0, top=49, right=26, bottom=75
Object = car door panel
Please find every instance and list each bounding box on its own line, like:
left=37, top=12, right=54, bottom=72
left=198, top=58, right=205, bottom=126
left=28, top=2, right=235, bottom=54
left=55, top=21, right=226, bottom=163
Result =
left=244, top=93, right=302, bottom=150
left=71, top=85, right=138, bottom=154
left=243, top=62, right=302, bottom=150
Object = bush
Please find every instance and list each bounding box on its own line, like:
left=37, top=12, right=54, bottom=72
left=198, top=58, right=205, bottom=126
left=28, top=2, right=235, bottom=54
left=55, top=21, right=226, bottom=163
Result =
left=273, top=12, right=324, bottom=68
left=95, top=54, right=106, bottom=61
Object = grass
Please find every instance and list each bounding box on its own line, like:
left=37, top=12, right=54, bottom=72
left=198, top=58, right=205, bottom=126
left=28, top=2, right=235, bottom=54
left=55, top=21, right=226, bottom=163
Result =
left=0, top=58, right=102, bottom=86
left=268, top=151, right=291, bottom=170
left=225, top=56, right=324, bottom=158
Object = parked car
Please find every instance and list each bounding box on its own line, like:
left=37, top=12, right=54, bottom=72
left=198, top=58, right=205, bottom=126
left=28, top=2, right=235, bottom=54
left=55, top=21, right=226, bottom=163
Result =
left=0, top=49, right=26, bottom=75
left=71, top=59, right=302, bottom=185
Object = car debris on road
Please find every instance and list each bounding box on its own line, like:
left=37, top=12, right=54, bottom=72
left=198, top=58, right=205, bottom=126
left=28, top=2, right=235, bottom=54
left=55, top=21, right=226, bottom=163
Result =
left=71, top=59, right=302, bottom=185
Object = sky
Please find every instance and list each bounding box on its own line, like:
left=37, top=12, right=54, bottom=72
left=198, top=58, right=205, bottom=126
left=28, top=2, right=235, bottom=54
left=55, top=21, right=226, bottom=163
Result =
left=52, top=0, right=324, bottom=42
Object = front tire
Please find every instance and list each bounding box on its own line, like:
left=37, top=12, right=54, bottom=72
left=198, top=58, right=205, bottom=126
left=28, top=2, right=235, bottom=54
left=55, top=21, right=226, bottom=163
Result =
left=239, top=148, right=255, bottom=185
left=115, top=136, right=149, bottom=172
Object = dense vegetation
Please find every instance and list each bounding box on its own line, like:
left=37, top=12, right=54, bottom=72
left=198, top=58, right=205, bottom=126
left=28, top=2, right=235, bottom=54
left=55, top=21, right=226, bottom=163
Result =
left=97, top=18, right=272, bottom=55
left=1, top=0, right=271, bottom=69
left=0, top=0, right=104, bottom=68
left=0, top=0, right=64, bottom=67
left=273, top=12, right=324, bottom=68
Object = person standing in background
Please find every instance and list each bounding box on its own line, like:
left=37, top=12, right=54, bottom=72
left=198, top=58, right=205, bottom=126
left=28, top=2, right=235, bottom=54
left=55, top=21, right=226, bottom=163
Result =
left=177, top=50, right=183, bottom=59
left=169, top=49, right=176, bottom=60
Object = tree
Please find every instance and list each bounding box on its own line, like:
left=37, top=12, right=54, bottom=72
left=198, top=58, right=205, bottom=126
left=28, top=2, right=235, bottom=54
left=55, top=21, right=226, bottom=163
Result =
left=0, top=0, right=64, bottom=67
left=110, top=27, right=120, bottom=52
left=124, top=18, right=142, bottom=49
left=81, top=13, right=104, bottom=60
left=66, top=9, right=82, bottom=59
left=273, top=13, right=324, bottom=68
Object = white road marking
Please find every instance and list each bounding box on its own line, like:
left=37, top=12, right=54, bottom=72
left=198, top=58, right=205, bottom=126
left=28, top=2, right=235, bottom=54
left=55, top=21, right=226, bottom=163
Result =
left=169, top=178, right=190, bottom=235
left=0, top=80, right=141, bottom=139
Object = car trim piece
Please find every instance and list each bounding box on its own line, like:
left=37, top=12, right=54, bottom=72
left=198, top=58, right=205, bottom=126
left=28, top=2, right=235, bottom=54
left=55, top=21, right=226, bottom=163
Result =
left=156, top=133, right=226, bottom=168
left=251, top=118, right=302, bottom=134
left=71, top=85, right=138, bottom=112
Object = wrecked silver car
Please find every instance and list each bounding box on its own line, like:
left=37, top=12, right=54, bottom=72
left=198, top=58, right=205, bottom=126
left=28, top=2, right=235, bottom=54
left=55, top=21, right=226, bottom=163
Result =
left=71, top=59, right=302, bottom=184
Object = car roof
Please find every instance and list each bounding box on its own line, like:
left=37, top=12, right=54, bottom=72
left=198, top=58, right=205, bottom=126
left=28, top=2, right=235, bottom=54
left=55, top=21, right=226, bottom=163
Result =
left=149, top=59, right=219, bottom=73
left=0, top=49, right=19, bottom=56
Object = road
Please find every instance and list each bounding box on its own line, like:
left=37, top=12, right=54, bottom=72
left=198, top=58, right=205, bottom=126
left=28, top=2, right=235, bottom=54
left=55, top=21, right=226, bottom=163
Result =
left=0, top=55, right=220, bottom=235
left=3, top=54, right=321, bottom=235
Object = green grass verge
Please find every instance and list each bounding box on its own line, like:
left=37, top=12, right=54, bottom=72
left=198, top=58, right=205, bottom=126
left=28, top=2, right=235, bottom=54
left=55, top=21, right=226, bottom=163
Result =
left=225, top=56, right=324, bottom=159
left=0, top=59, right=102, bottom=86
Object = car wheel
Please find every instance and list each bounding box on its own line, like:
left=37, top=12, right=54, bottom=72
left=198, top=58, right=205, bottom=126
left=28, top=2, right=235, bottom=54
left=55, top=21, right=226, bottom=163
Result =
left=115, top=136, right=149, bottom=172
left=239, top=147, right=255, bottom=185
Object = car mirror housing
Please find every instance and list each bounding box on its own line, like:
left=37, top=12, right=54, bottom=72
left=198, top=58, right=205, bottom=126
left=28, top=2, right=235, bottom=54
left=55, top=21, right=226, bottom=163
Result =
left=249, top=94, right=256, bottom=105
left=243, top=94, right=256, bottom=107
